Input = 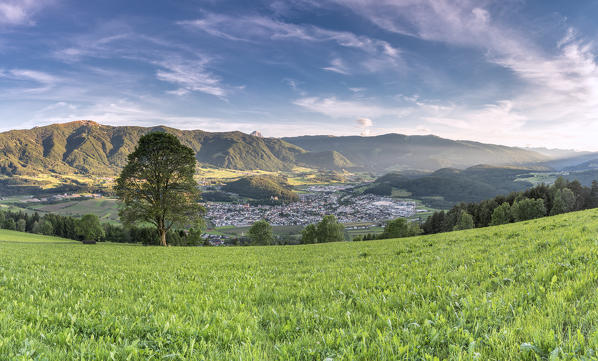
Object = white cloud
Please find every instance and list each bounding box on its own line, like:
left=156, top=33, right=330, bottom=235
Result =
left=155, top=58, right=226, bottom=98
left=356, top=117, right=373, bottom=127
left=0, top=0, right=49, bottom=26
left=180, top=13, right=401, bottom=73
left=0, top=68, right=61, bottom=93
left=309, top=0, right=598, bottom=149
left=52, top=24, right=230, bottom=98
left=294, top=96, right=410, bottom=118
left=322, top=58, right=350, bottom=75
left=356, top=117, right=373, bottom=136
left=8, top=69, right=59, bottom=84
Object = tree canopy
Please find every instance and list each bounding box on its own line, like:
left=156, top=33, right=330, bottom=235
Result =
left=76, top=214, right=105, bottom=242
left=380, top=218, right=422, bottom=239
left=248, top=220, right=274, bottom=245
left=511, top=198, right=546, bottom=222
left=115, top=132, right=204, bottom=246
left=453, top=210, right=474, bottom=231
left=316, top=215, right=345, bottom=243
left=301, top=224, right=318, bottom=244
left=490, top=202, right=512, bottom=226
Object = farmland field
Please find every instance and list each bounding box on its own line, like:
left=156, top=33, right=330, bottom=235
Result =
left=3, top=211, right=598, bottom=359
left=0, top=198, right=121, bottom=223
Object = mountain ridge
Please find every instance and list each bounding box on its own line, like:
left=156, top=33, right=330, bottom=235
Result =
left=0, top=121, right=551, bottom=177
left=282, top=134, right=549, bottom=172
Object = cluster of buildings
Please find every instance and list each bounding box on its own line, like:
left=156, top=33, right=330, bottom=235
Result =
left=205, top=189, right=417, bottom=227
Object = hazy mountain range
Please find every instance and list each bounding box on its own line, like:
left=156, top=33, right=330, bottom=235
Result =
left=283, top=134, right=549, bottom=172
left=0, top=121, right=562, bottom=177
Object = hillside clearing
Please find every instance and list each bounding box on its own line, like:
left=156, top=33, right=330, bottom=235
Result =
left=2, top=210, right=598, bottom=359
left=0, top=229, right=76, bottom=243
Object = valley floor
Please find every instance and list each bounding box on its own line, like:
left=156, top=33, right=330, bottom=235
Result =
left=2, top=211, right=598, bottom=359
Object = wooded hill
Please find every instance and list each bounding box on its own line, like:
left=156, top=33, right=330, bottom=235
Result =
left=222, top=175, right=299, bottom=202
left=0, top=121, right=346, bottom=176
left=364, top=165, right=537, bottom=207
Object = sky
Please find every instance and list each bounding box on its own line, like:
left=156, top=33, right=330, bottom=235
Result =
left=1, top=0, right=598, bottom=150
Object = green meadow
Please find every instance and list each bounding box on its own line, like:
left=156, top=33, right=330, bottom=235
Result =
left=2, top=210, right=598, bottom=360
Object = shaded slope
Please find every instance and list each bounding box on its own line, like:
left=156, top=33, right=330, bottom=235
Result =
left=366, top=165, right=535, bottom=205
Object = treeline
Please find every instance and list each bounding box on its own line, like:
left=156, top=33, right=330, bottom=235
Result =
left=353, top=218, right=422, bottom=241
left=298, top=215, right=422, bottom=244
left=422, top=177, right=598, bottom=234
left=0, top=210, right=206, bottom=246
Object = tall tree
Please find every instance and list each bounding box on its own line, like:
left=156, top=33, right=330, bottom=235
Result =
left=316, top=215, right=345, bottom=243
left=490, top=202, right=512, bottom=226
left=381, top=218, right=421, bottom=239
left=550, top=191, right=567, bottom=216
left=301, top=224, right=318, bottom=244
left=76, top=214, right=105, bottom=242
left=248, top=220, right=274, bottom=245
left=511, top=198, right=546, bottom=221
left=115, top=132, right=204, bottom=246
left=453, top=210, right=474, bottom=231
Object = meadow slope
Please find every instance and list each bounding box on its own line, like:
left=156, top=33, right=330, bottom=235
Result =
left=2, top=211, right=598, bottom=359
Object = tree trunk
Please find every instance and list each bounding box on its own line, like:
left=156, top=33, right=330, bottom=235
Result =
left=160, top=229, right=167, bottom=247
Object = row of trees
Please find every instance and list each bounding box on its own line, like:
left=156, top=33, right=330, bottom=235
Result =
left=301, top=215, right=346, bottom=244
left=245, top=215, right=348, bottom=245
left=238, top=214, right=426, bottom=246
left=353, top=218, right=422, bottom=241
left=0, top=210, right=107, bottom=242
left=0, top=209, right=206, bottom=246
left=422, top=177, right=598, bottom=234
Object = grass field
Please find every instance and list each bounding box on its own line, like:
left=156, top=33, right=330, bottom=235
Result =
left=0, top=198, right=121, bottom=223
left=3, top=210, right=598, bottom=359
left=29, top=198, right=121, bottom=223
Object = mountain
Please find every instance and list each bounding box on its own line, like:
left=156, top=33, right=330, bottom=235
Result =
left=283, top=134, right=548, bottom=172
left=0, top=121, right=337, bottom=176
left=364, top=165, right=537, bottom=207
left=543, top=153, right=598, bottom=171
left=0, top=122, right=551, bottom=180
left=563, top=158, right=598, bottom=172
left=524, top=147, right=591, bottom=160
left=295, top=150, right=353, bottom=170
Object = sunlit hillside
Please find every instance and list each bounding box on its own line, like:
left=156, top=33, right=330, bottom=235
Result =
left=2, top=210, right=598, bottom=359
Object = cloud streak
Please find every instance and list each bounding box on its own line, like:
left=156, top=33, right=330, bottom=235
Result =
left=180, top=12, right=401, bottom=74
left=52, top=23, right=229, bottom=98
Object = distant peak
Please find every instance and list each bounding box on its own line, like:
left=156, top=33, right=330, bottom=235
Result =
left=58, top=120, right=101, bottom=127
left=250, top=131, right=263, bottom=138
left=76, top=120, right=100, bottom=126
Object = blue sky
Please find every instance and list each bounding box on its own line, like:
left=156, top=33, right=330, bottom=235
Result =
left=1, top=0, right=598, bottom=150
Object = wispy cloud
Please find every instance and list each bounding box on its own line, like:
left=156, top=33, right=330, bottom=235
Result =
left=294, top=96, right=410, bottom=118
left=0, top=68, right=61, bottom=93
left=0, top=0, right=50, bottom=26
left=52, top=22, right=229, bottom=97
left=180, top=12, right=401, bottom=73
left=311, top=0, right=598, bottom=148
left=322, top=58, right=350, bottom=75
left=155, top=58, right=227, bottom=98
